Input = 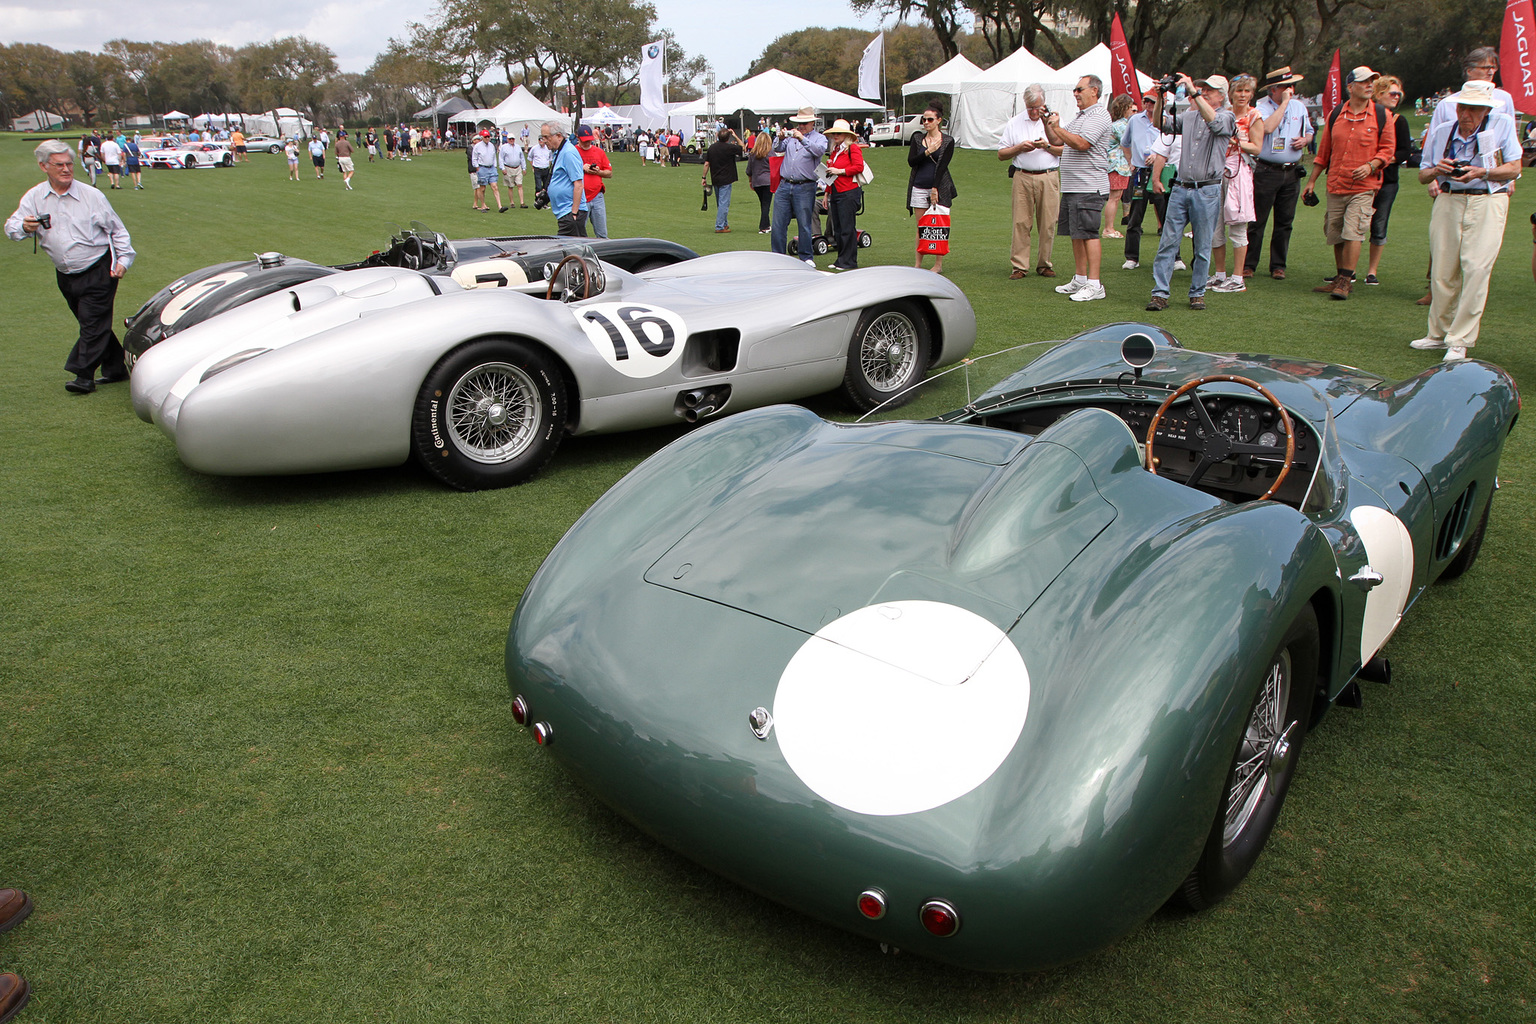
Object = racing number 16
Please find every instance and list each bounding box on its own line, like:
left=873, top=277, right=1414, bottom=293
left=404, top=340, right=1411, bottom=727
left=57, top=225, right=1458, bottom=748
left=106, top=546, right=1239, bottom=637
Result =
left=583, top=306, right=675, bottom=361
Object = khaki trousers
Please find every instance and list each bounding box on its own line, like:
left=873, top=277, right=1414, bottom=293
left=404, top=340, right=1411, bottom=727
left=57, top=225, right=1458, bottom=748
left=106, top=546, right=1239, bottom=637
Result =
left=1427, top=192, right=1509, bottom=349
left=1011, top=169, right=1060, bottom=271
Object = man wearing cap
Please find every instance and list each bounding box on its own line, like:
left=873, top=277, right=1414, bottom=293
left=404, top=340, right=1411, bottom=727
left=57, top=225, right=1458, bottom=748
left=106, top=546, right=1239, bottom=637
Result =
left=771, top=107, right=827, bottom=265
left=1119, top=92, right=1168, bottom=270
left=1303, top=67, right=1396, bottom=300
left=576, top=126, right=612, bottom=239
left=1245, top=67, right=1315, bottom=279
left=1410, top=81, right=1522, bottom=361
left=471, top=130, right=507, bottom=213
left=1144, top=73, right=1235, bottom=312
left=543, top=122, right=589, bottom=237
left=997, top=84, right=1062, bottom=279
left=704, top=126, right=744, bottom=233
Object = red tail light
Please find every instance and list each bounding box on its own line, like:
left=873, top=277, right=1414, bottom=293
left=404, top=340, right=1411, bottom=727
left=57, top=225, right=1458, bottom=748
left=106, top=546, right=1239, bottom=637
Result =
left=919, top=900, right=961, bottom=937
left=511, top=695, right=529, bottom=726
left=532, top=722, right=554, bottom=746
left=856, top=889, right=886, bottom=920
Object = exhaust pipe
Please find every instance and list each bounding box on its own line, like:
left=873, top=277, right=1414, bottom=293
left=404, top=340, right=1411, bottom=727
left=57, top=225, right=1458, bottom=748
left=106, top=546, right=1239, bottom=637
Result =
left=683, top=402, right=718, bottom=423
left=681, top=389, right=708, bottom=408
left=675, top=385, right=731, bottom=422
left=1358, top=656, right=1392, bottom=686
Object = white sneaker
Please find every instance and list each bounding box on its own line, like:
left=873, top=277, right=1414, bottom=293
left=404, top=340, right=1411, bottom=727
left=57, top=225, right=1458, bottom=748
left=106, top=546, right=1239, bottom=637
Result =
left=1173, top=259, right=1187, bottom=271
left=1409, top=337, right=1448, bottom=350
left=1121, top=260, right=1139, bottom=270
left=803, top=258, right=816, bottom=267
left=1443, top=346, right=1468, bottom=361
left=1215, top=277, right=1246, bottom=292
left=1070, top=282, right=1107, bottom=302
left=1055, top=278, right=1086, bottom=294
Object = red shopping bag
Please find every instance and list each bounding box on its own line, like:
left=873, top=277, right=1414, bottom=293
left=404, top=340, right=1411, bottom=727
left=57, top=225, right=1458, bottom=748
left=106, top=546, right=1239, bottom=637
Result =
left=917, top=205, right=950, bottom=255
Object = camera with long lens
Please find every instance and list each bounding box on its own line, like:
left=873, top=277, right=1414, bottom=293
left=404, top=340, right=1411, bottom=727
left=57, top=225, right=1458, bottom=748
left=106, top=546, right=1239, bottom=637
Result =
left=1155, top=74, right=1180, bottom=93
left=533, top=188, right=550, bottom=211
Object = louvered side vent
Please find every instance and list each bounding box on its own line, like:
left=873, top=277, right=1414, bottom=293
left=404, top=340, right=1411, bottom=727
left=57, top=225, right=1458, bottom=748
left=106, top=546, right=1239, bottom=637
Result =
left=1435, top=484, right=1477, bottom=561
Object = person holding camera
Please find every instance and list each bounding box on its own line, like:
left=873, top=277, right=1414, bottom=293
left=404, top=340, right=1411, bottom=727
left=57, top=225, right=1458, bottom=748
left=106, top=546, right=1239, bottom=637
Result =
left=576, top=126, right=613, bottom=238
left=1410, top=80, right=1522, bottom=362
left=6, top=139, right=135, bottom=395
left=1144, top=74, right=1235, bottom=311
left=997, top=83, right=1062, bottom=280
left=1303, top=67, right=1397, bottom=300
left=772, top=107, right=828, bottom=265
left=1043, top=75, right=1116, bottom=301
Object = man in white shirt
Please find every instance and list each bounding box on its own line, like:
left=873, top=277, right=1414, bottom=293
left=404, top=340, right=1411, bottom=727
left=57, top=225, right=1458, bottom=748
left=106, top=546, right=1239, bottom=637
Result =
left=1410, top=81, right=1522, bottom=361
left=529, top=137, right=554, bottom=199
left=998, top=84, right=1063, bottom=279
left=499, top=134, right=527, bottom=208
left=471, top=129, right=507, bottom=213
left=98, top=136, right=123, bottom=189
left=5, top=140, right=136, bottom=394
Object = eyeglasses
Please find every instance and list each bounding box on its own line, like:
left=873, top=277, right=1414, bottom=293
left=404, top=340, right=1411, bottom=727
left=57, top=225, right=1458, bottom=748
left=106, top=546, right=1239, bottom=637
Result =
left=1072, top=87, right=1084, bottom=93
left=920, top=116, right=937, bottom=122
left=1388, top=90, right=1404, bottom=98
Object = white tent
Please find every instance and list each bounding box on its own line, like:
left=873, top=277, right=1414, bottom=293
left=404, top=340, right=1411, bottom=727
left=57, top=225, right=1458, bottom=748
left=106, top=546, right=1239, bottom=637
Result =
left=1046, top=44, right=1157, bottom=106
left=582, top=107, right=633, bottom=127
left=489, top=85, right=572, bottom=134
left=10, top=109, right=64, bottom=132
left=672, top=69, right=883, bottom=119
left=952, top=47, right=1059, bottom=149
left=608, top=102, right=691, bottom=134
left=901, top=53, right=983, bottom=97
left=449, top=109, right=496, bottom=125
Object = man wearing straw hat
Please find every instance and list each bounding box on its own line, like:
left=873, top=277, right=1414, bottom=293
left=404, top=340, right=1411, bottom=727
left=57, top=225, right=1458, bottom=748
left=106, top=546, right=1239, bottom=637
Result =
left=1409, top=80, right=1521, bottom=362
left=771, top=107, right=828, bottom=265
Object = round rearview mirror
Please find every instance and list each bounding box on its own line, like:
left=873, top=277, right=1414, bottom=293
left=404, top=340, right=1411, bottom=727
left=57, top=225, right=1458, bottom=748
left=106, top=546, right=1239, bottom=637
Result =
left=1121, top=333, right=1156, bottom=369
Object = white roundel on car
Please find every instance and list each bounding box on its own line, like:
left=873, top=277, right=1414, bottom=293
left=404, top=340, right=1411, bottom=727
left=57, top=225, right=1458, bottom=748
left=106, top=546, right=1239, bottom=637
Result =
left=1350, top=505, right=1414, bottom=664
left=574, top=302, right=687, bottom=378
left=773, top=601, right=1030, bottom=817
left=160, top=271, right=249, bottom=326
left=451, top=259, right=529, bottom=290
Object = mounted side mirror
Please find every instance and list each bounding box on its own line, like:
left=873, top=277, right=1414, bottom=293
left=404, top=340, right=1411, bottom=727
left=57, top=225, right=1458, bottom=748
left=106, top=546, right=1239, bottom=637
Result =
left=1121, top=333, right=1156, bottom=371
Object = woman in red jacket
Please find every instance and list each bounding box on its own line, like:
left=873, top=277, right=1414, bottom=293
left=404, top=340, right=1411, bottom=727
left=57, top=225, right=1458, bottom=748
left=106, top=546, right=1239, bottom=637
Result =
left=823, top=119, right=866, bottom=270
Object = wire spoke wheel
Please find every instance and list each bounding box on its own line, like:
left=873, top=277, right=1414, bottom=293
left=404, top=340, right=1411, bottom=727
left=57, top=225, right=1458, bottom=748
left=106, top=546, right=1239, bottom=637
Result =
left=1223, top=652, right=1290, bottom=847
left=859, top=312, right=920, bottom=393
left=446, top=361, right=541, bottom=463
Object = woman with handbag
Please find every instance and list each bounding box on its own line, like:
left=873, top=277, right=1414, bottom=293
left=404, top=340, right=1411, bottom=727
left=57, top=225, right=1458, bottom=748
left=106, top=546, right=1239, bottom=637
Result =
left=823, top=120, right=867, bottom=270
left=747, top=132, right=774, bottom=233
left=907, top=100, right=958, bottom=273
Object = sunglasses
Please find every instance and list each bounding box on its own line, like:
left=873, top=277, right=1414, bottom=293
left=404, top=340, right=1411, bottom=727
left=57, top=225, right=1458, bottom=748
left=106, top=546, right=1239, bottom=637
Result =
left=920, top=116, right=937, bottom=122
left=1072, top=87, right=1085, bottom=93
left=1388, top=90, right=1404, bottom=98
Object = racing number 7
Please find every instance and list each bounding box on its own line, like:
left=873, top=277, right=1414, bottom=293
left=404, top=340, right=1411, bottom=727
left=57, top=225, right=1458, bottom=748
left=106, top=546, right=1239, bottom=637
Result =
left=583, top=306, right=675, bottom=361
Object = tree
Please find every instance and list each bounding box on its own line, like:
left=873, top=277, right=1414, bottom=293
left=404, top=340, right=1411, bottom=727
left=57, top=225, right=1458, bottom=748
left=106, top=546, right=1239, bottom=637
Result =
left=850, top=0, right=965, bottom=60
left=64, top=50, right=121, bottom=125
left=233, top=37, right=337, bottom=122
left=0, top=43, right=70, bottom=125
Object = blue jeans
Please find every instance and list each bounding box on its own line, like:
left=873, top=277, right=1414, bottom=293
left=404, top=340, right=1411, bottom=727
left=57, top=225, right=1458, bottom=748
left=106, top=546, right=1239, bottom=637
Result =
left=1151, top=182, right=1220, bottom=298
left=771, top=180, right=817, bottom=257
left=714, top=183, right=732, bottom=230
left=588, top=192, right=608, bottom=239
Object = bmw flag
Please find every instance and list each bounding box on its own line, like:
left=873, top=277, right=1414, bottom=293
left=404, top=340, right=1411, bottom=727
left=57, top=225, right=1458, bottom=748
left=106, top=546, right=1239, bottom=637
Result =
left=640, top=40, right=667, bottom=121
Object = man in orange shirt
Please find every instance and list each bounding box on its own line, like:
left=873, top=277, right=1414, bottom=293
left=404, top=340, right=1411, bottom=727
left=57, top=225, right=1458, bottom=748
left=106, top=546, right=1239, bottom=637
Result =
left=1303, top=66, right=1397, bottom=299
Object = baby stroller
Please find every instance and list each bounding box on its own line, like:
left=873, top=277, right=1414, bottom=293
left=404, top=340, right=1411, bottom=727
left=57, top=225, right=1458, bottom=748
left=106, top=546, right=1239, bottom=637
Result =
left=787, top=180, right=873, bottom=257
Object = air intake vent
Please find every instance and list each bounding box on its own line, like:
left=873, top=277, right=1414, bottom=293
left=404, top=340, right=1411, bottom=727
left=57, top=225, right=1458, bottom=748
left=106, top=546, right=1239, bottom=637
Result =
left=1435, top=484, right=1477, bottom=561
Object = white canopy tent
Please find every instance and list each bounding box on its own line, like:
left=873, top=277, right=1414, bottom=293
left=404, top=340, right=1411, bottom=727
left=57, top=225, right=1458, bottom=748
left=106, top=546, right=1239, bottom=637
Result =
left=448, top=109, right=496, bottom=125
left=951, top=47, right=1059, bottom=149
left=672, top=69, right=883, bottom=120
left=489, top=85, right=572, bottom=135
left=608, top=102, right=691, bottom=135
left=1042, top=44, right=1157, bottom=113
left=901, top=53, right=983, bottom=97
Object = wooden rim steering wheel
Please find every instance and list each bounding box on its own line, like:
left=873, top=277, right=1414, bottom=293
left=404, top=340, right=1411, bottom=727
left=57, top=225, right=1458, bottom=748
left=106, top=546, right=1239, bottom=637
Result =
left=1144, top=374, right=1297, bottom=501
left=545, top=253, right=595, bottom=302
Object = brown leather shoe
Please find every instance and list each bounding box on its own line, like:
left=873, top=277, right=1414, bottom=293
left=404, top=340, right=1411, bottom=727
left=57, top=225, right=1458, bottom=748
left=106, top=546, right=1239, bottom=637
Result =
left=1416, top=292, right=1432, bottom=305
left=1009, top=269, right=1027, bottom=279
left=0, top=973, right=28, bottom=1024
left=1271, top=268, right=1286, bottom=280
left=1331, top=275, right=1353, bottom=300
left=1313, top=275, right=1338, bottom=293
left=1036, top=266, right=1057, bottom=277
left=0, top=890, right=30, bottom=934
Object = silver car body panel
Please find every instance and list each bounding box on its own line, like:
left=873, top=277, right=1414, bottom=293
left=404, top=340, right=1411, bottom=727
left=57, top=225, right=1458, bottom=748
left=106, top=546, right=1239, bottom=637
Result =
left=129, top=252, right=976, bottom=478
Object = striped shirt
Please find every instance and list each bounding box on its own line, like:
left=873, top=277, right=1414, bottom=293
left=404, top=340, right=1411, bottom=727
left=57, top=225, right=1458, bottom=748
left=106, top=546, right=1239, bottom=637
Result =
left=1058, top=105, right=1114, bottom=194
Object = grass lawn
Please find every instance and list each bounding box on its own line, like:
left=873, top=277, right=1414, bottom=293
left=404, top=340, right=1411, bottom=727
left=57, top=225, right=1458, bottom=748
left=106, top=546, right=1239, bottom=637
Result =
left=1, top=132, right=1532, bottom=1023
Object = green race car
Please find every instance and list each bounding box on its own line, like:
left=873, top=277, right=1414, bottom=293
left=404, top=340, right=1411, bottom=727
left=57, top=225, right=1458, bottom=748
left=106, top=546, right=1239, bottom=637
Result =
left=505, top=323, right=1518, bottom=971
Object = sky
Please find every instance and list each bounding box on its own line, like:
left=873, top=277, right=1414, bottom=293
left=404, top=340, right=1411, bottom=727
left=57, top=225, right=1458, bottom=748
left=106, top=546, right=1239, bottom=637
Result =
left=1, top=0, right=893, bottom=83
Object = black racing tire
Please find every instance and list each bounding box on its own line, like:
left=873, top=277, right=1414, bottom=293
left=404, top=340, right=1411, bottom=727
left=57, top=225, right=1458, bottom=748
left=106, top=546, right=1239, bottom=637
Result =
left=411, top=338, right=566, bottom=490
left=1175, top=604, right=1319, bottom=911
left=221, top=154, right=232, bottom=167
left=1439, top=495, right=1491, bottom=581
left=840, top=299, right=931, bottom=413
left=184, top=156, right=196, bottom=169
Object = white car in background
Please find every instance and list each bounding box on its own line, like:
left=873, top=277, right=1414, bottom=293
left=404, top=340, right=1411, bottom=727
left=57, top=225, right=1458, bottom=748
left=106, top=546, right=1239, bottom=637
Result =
left=868, top=115, right=923, bottom=146
left=145, top=142, right=235, bottom=169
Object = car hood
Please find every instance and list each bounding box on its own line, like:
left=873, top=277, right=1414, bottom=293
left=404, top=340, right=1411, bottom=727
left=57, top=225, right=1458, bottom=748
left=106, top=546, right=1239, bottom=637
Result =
left=641, top=410, right=1135, bottom=650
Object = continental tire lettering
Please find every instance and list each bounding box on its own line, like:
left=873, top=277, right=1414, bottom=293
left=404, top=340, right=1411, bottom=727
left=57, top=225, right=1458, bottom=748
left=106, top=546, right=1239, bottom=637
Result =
left=430, top=399, right=444, bottom=448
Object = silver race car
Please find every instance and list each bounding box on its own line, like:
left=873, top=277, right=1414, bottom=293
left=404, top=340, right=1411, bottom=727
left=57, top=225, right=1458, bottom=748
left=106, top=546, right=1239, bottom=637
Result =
left=129, top=248, right=977, bottom=490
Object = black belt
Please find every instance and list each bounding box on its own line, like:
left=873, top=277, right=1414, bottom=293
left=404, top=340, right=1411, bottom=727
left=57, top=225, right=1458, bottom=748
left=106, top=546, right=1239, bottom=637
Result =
left=784, top=177, right=814, bottom=184
left=1178, top=178, right=1221, bottom=189
left=1256, top=161, right=1300, bottom=169
left=1015, top=167, right=1053, bottom=175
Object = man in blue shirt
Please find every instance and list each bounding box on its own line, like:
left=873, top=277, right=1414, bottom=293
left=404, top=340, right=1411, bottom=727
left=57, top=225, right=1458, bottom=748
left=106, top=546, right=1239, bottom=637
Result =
left=771, top=107, right=828, bottom=265
left=542, top=122, right=589, bottom=237
left=1244, top=67, right=1314, bottom=279
left=1409, top=80, right=1522, bottom=362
